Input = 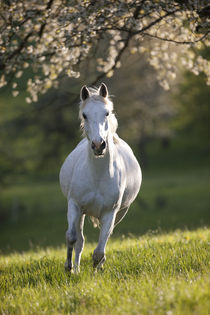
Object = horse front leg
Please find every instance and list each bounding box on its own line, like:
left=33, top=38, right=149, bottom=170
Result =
left=74, top=214, right=85, bottom=273
left=93, top=210, right=117, bottom=270
left=65, top=199, right=83, bottom=273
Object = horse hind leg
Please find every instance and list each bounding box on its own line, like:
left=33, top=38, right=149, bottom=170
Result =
left=114, top=207, right=129, bottom=227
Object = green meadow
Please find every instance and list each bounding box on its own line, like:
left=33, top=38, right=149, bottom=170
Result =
left=0, top=229, right=209, bottom=314
left=0, top=115, right=210, bottom=314
left=0, top=157, right=210, bottom=314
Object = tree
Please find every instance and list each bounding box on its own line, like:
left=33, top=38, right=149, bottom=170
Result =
left=0, top=50, right=173, bottom=177
left=0, top=0, right=209, bottom=102
left=174, top=71, right=210, bottom=140
left=106, top=50, right=173, bottom=166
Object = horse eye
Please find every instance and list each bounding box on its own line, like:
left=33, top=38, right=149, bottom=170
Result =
left=106, top=112, right=109, bottom=117
left=82, top=113, right=87, bottom=119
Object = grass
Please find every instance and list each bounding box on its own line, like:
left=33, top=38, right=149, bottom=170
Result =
left=0, top=228, right=209, bottom=314
left=0, top=136, right=209, bottom=313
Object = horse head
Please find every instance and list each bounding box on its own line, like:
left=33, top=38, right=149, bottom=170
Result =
left=80, top=83, right=118, bottom=157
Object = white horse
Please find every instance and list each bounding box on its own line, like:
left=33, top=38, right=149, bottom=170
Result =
left=60, top=83, right=142, bottom=272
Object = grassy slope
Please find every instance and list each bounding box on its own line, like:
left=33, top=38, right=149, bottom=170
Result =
left=0, top=132, right=209, bottom=313
left=0, top=228, right=209, bottom=314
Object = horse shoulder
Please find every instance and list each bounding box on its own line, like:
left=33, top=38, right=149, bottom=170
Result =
left=116, top=137, right=140, bottom=171
left=59, top=138, right=88, bottom=197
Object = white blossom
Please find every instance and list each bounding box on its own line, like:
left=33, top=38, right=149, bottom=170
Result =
left=0, top=0, right=209, bottom=101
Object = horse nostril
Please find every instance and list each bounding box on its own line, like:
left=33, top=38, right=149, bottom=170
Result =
left=101, top=141, right=106, bottom=150
left=91, top=141, right=96, bottom=150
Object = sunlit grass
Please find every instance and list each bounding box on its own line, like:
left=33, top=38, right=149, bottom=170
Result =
left=0, top=229, right=209, bottom=314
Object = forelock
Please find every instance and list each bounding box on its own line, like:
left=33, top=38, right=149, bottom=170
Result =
left=79, top=87, right=113, bottom=116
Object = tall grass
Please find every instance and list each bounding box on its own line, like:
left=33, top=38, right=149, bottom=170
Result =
left=0, top=229, right=209, bottom=314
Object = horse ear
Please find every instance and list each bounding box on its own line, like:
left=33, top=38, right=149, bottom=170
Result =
left=80, top=85, right=90, bottom=101
left=99, top=83, right=108, bottom=98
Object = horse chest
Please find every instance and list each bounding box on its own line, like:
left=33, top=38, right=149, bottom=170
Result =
left=71, top=167, right=122, bottom=217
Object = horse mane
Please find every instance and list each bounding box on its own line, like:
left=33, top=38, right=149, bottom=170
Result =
left=79, top=87, right=118, bottom=141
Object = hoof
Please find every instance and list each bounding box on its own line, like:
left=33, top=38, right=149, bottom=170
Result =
left=93, top=257, right=105, bottom=269
left=93, top=251, right=106, bottom=269
left=93, top=264, right=104, bottom=274
left=73, top=266, right=80, bottom=274
left=64, top=261, right=73, bottom=273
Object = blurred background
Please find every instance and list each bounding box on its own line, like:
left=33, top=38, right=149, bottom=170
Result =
left=0, top=47, right=209, bottom=254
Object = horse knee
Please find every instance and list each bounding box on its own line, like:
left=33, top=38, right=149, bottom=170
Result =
left=93, top=249, right=106, bottom=268
left=66, top=229, right=76, bottom=246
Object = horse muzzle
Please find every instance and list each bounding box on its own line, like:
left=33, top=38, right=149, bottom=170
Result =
left=91, top=139, right=106, bottom=156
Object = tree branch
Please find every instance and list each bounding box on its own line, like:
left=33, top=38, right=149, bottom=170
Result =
left=91, top=35, right=131, bottom=87
left=132, top=9, right=180, bottom=36
left=0, top=31, right=33, bottom=70
left=38, top=0, right=54, bottom=38
left=142, top=31, right=210, bottom=45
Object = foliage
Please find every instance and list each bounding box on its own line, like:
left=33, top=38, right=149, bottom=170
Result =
left=0, top=52, right=171, bottom=177
left=0, top=229, right=209, bottom=314
left=0, top=87, right=80, bottom=177
left=109, top=53, right=172, bottom=140
left=0, top=0, right=209, bottom=101
left=174, top=70, right=210, bottom=139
